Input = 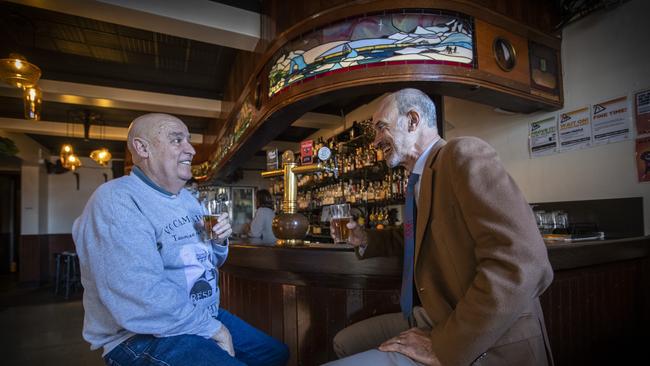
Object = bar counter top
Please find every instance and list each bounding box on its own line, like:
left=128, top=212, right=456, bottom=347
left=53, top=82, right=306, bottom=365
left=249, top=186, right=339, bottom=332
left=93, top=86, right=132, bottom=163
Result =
left=226, top=235, right=650, bottom=277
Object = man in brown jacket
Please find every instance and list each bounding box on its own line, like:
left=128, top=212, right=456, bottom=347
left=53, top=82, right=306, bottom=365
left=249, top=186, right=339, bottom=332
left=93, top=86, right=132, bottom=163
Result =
left=325, top=89, right=554, bottom=366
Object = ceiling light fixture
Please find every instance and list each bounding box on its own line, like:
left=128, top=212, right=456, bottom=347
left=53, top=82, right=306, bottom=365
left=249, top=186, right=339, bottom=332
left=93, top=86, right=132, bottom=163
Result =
left=65, top=153, right=82, bottom=171
left=23, top=85, right=42, bottom=120
left=60, top=143, right=74, bottom=165
left=90, top=147, right=112, bottom=166
left=60, top=120, right=81, bottom=171
left=0, top=53, right=41, bottom=88
left=89, top=117, right=112, bottom=167
left=0, top=53, right=44, bottom=120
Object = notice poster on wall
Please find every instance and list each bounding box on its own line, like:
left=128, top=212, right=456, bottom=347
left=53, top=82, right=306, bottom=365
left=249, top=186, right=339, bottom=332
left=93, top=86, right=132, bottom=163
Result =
left=558, top=107, right=592, bottom=152
left=529, top=116, right=558, bottom=158
left=634, top=89, right=650, bottom=136
left=636, top=136, right=650, bottom=182
left=591, top=96, right=632, bottom=145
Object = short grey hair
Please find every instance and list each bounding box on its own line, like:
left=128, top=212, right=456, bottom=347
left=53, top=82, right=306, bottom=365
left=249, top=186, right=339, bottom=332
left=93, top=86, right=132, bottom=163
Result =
left=392, top=88, right=437, bottom=129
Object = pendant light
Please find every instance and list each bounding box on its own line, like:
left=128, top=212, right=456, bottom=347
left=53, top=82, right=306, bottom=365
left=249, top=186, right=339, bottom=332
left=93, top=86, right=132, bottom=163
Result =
left=0, top=54, right=44, bottom=120
left=23, top=85, right=42, bottom=120
left=60, top=118, right=81, bottom=170
left=89, top=118, right=112, bottom=166
left=65, top=153, right=82, bottom=171
left=60, top=143, right=73, bottom=165
left=0, top=53, right=41, bottom=88
left=90, top=147, right=112, bottom=166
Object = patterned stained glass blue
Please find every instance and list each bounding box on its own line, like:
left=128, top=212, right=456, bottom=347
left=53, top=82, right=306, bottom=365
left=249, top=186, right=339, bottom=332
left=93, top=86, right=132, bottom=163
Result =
left=268, top=11, right=474, bottom=97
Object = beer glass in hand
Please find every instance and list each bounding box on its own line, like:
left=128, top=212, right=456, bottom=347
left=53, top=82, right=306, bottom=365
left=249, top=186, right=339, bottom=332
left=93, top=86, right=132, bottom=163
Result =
left=330, top=203, right=351, bottom=244
left=201, top=193, right=229, bottom=244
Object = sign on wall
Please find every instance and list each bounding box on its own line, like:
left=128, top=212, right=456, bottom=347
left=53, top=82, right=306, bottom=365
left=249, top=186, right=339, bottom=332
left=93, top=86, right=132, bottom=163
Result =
left=591, top=96, right=632, bottom=145
left=558, top=106, right=592, bottom=152
left=636, top=136, right=650, bottom=183
left=634, top=89, right=650, bottom=136
left=529, top=116, right=558, bottom=158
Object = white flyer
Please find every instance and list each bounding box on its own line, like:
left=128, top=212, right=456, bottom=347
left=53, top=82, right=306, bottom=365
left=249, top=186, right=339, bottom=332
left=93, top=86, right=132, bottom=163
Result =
left=529, top=116, right=558, bottom=158
left=591, top=96, right=632, bottom=145
left=558, top=107, right=592, bottom=152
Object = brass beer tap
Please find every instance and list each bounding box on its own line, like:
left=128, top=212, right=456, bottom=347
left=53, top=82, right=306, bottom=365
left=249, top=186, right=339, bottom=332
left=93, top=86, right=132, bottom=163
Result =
left=261, top=148, right=336, bottom=246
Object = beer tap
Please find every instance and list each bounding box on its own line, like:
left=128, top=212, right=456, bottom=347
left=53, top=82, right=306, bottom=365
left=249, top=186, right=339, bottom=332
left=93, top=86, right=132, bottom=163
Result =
left=261, top=147, right=335, bottom=246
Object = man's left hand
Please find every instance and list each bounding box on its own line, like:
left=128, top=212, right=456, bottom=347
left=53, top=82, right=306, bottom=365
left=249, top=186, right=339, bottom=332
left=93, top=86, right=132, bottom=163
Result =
left=378, top=328, right=441, bottom=366
left=212, top=212, right=232, bottom=244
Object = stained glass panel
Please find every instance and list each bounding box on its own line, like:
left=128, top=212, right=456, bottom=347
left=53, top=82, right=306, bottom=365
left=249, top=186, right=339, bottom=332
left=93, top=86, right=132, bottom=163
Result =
left=268, top=11, right=474, bottom=97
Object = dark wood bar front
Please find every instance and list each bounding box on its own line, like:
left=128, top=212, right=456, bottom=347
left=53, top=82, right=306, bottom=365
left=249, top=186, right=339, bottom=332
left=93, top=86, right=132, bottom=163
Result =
left=219, top=237, right=650, bottom=366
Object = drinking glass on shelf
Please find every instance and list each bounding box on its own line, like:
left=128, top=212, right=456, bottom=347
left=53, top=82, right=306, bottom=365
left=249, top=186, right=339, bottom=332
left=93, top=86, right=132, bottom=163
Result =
left=533, top=210, right=545, bottom=231
left=539, top=212, right=554, bottom=234
left=330, top=203, right=351, bottom=244
left=553, top=210, right=569, bottom=232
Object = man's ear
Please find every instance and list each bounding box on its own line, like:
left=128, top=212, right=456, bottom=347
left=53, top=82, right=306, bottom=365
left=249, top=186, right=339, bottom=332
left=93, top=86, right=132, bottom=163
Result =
left=407, top=110, right=420, bottom=132
left=132, top=137, right=150, bottom=159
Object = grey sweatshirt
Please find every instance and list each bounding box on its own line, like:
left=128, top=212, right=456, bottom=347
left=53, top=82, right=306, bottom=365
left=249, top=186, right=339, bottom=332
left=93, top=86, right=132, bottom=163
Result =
left=72, top=167, right=227, bottom=355
left=249, top=206, right=277, bottom=243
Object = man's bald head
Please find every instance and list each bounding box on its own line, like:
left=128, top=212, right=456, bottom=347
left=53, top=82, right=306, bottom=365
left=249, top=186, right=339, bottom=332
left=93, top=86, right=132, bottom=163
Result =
left=127, top=113, right=184, bottom=163
left=126, top=113, right=196, bottom=193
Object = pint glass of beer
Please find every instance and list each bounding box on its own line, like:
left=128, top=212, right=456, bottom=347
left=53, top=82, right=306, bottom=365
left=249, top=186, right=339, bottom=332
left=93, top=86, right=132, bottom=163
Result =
left=330, top=203, right=351, bottom=244
left=201, top=193, right=228, bottom=243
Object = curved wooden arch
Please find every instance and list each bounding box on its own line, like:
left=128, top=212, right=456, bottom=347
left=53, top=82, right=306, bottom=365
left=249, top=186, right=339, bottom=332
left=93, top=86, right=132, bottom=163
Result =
left=202, top=0, right=562, bottom=180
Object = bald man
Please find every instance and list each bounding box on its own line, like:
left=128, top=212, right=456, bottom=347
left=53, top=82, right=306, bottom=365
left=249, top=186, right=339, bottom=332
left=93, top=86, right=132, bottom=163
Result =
left=73, top=114, right=288, bottom=366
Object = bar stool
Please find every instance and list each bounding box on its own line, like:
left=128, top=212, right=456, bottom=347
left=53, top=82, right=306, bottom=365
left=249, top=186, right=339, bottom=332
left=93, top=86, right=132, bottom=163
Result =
left=54, top=253, right=63, bottom=295
left=54, top=251, right=81, bottom=299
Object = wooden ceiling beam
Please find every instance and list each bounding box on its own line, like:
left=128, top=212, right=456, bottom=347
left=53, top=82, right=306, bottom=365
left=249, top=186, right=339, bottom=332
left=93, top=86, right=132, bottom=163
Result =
left=7, top=0, right=260, bottom=51
left=0, top=79, right=226, bottom=118
left=0, top=117, right=204, bottom=143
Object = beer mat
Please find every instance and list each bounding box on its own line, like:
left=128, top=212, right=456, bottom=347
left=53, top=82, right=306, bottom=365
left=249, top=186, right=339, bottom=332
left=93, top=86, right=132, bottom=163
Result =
left=305, top=242, right=355, bottom=250
left=543, top=232, right=605, bottom=242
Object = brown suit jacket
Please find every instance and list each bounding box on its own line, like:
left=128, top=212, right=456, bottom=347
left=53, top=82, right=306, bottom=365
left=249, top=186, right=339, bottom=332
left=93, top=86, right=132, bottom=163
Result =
left=362, top=137, right=554, bottom=366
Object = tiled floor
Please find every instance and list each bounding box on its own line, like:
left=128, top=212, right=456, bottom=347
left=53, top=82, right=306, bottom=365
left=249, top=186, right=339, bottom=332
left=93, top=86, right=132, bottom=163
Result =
left=0, top=275, right=104, bottom=366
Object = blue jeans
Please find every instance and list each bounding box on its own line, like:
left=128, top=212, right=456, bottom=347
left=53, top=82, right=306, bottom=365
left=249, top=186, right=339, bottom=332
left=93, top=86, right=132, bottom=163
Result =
left=104, top=309, right=289, bottom=366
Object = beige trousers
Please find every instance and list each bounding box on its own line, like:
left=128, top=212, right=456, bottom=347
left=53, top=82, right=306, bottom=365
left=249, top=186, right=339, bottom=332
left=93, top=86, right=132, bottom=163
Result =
left=329, top=306, right=551, bottom=366
left=332, top=307, right=433, bottom=358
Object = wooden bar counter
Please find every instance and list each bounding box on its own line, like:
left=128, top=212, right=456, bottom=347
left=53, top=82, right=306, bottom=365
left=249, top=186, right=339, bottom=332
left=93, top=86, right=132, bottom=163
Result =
left=220, top=236, right=650, bottom=365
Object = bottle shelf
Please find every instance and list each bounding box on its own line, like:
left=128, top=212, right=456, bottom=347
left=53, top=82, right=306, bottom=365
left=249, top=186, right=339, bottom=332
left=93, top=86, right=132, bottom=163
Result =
left=297, top=198, right=404, bottom=213
left=298, top=162, right=390, bottom=191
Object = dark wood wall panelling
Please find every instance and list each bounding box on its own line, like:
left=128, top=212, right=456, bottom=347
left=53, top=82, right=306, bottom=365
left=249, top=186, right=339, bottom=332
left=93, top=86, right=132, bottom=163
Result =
left=540, top=258, right=650, bottom=365
left=264, top=0, right=559, bottom=39
left=219, top=271, right=400, bottom=366
left=19, top=233, right=74, bottom=284
left=220, top=255, right=650, bottom=366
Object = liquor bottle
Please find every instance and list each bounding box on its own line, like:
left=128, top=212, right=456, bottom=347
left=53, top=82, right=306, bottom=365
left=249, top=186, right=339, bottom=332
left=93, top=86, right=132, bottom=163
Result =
left=375, top=181, right=384, bottom=201
left=367, top=181, right=375, bottom=202
left=354, top=181, right=362, bottom=203
left=348, top=180, right=356, bottom=203
left=382, top=208, right=390, bottom=226
left=375, top=208, right=384, bottom=228
left=355, top=148, right=363, bottom=170
left=376, top=145, right=384, bottom=162
left=346, top=154, right=354, bottom=173
left=361, top=179, right=368, bottom=202
left=363, top=147, right=374, bottom=167
left=369, top=208, right=376, bottom=227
